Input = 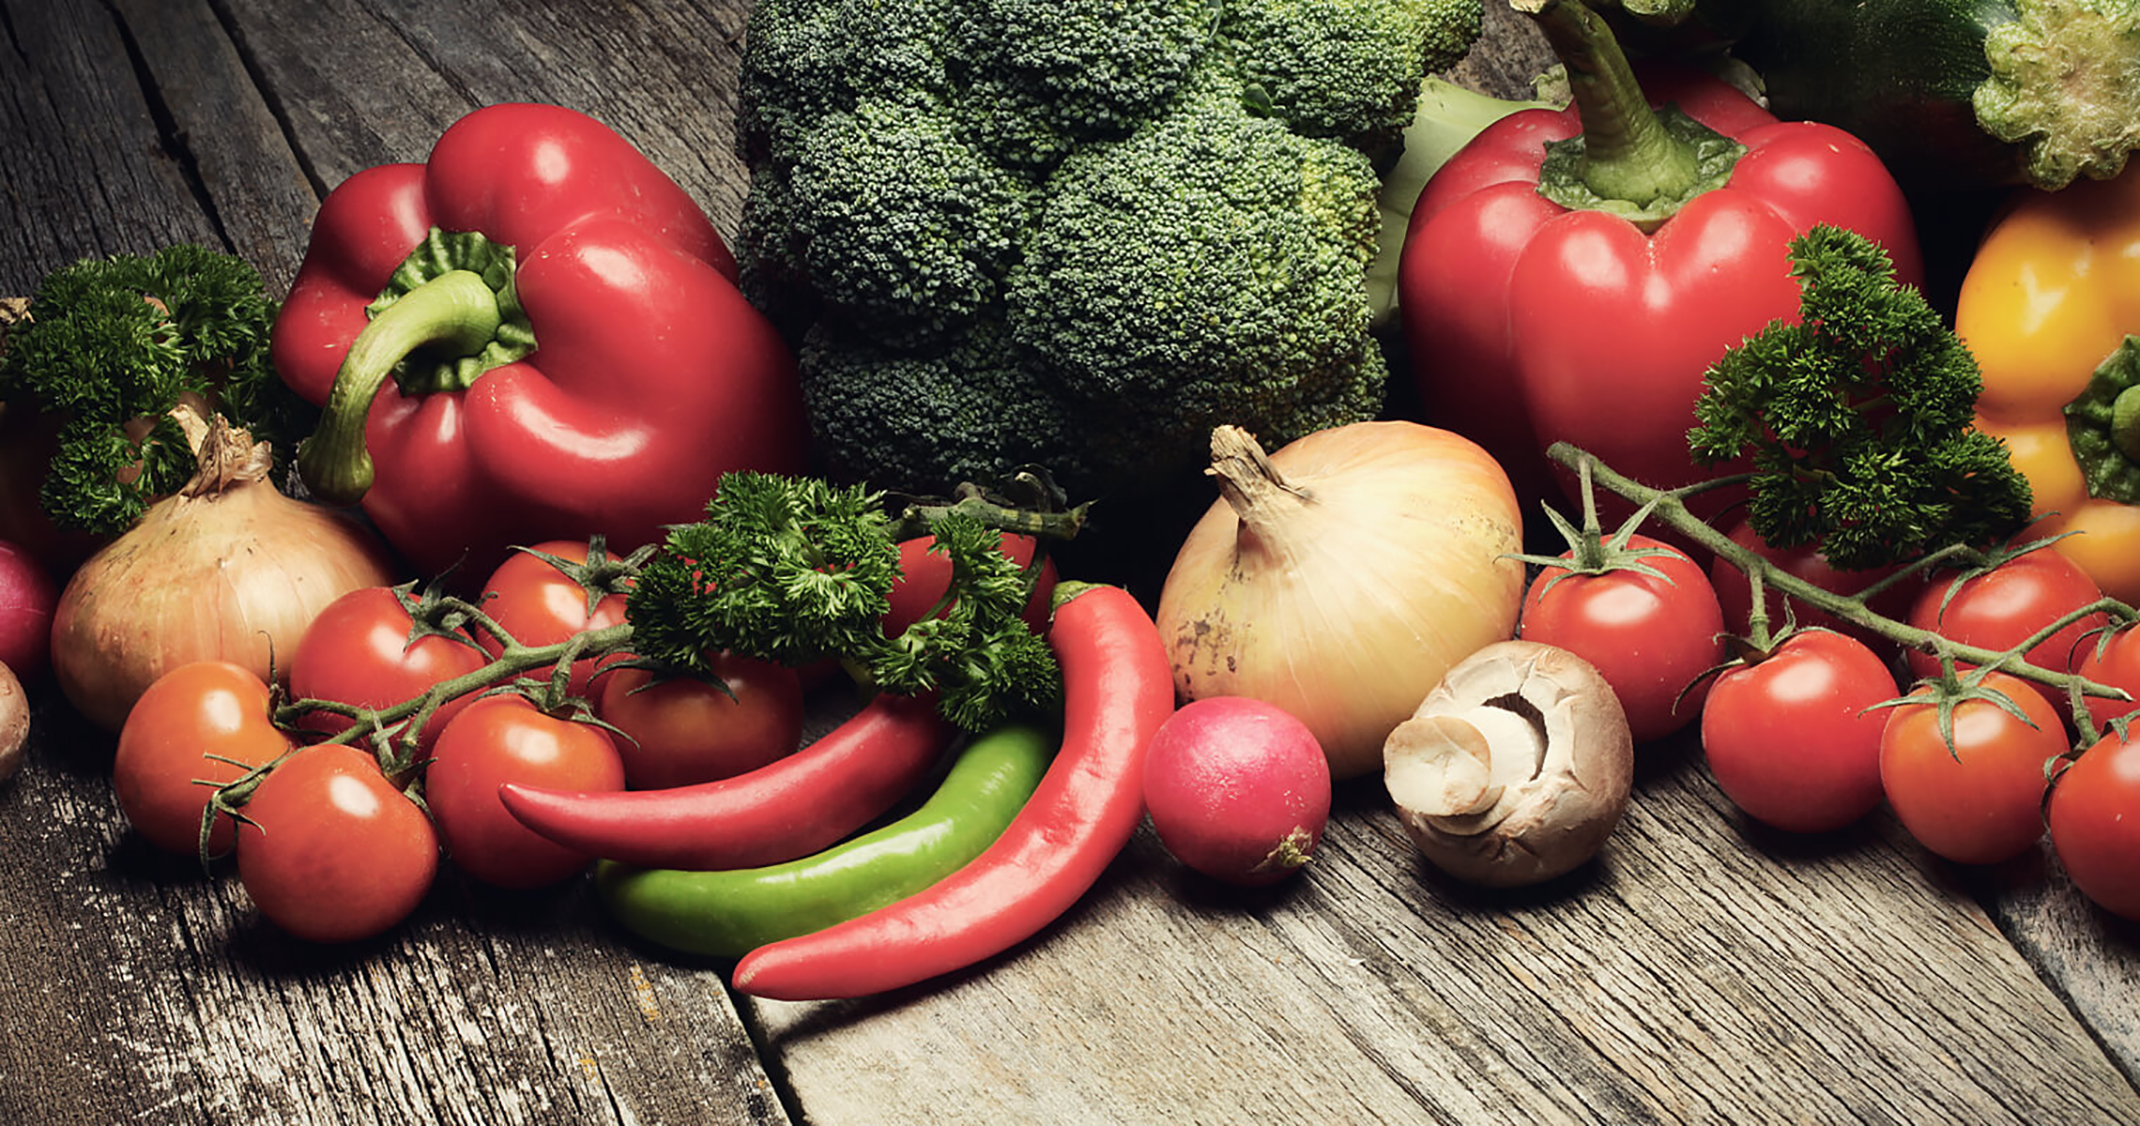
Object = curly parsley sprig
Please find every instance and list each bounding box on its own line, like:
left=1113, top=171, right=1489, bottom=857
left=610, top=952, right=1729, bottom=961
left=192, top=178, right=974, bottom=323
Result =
left=1688, top=225, right=2034, bottom=571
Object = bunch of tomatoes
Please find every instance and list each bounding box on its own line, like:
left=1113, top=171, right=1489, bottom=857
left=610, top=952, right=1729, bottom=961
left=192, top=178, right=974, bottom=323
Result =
left=1516, top=516, right=2140, bottom=923
left=110, top=542, right=806, bottom=943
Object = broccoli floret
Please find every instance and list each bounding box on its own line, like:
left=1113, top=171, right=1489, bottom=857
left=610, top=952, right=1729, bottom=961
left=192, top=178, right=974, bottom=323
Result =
left=736, top=0, right=1483, bottom=500
left=798, top=320, right=1093, bottom=494
left=0, top=245, right=313, bottom=534
left=950, top=0, right=1222, bottom=168
left=779, top=99, right=1029, bottom=346
left=1223, top=0, right=1485, bottom=146
left=1007, top=80, right=1388, bottom=478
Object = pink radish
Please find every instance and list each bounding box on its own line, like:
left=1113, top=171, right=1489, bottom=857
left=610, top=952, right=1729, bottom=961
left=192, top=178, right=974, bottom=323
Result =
left=1142, top=696, right=1332, bottom=886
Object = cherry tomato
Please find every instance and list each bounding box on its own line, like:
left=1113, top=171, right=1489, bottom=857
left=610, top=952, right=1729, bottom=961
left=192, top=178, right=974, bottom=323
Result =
left=2072, top=625, right=2140, bottom=734
left=1518, top=534, right=1725, bottom=743
left=234, top=744, right=438, bottom=943
left=1880, top=670, right=2064, bottom=865
left=595, top=652, right=805, bottom=789
left=884, top=532, right=1058, bottom=639
left=476, top=540, right=629, bottom=698
left=289, top=586, right=490, bottom=751
left=426, top=694, right=626, bottom=888
left=2048, top=731, right=2140, bottom=920
left=1905, top=550, right=2107, bottom=713
left=1701, top=630, right=1897, bottom=834
left=1709, top=517, right=1921, bottom=659
left=114, top=661, right=294, bottom=856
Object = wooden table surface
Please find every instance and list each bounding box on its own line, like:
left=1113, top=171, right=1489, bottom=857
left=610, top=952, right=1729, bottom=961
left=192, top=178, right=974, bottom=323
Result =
left=6, top=2, right=2139, bottom=1123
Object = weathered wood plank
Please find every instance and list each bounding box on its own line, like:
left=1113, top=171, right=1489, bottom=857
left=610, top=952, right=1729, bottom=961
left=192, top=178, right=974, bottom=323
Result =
left=751, top=740, right=2140, bottom=1124
left=0, top=1, right=782, bottom=1122
left=215, top=0, right=756, bottom=240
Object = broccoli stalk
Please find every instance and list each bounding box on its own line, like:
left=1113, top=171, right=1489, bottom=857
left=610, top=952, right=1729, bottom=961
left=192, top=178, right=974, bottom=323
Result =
left=1688, top=225, right=2035, bottom=570
left=0, top=246, right=312, bottom=535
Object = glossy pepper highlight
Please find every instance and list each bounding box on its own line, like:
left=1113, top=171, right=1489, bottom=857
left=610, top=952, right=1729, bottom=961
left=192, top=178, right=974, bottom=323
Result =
left=498, top=692, right=950, bottom=871
left=1958, top=165, right=2140, bottom=602
left=272, top=103, right=809, bottom=580
left=1398, top=0, right=1921, bottom=514
left=594, top=722, right=1053, bottom=958
left=730, top=582, right=1174, bottom=1001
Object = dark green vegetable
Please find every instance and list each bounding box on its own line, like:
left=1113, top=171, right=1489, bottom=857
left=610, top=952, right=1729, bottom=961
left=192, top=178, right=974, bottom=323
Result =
left=1604, top=0, right=2140, bottom=191
left=735, top=0, right=1484, bottom=501
left=1687, top=225, right=2034, bottom=571
left=593, top=722, right=1055, bottom=958
left=0, top=245, right=314, bottom=534
left=623, top=472, right=1068, bottom=732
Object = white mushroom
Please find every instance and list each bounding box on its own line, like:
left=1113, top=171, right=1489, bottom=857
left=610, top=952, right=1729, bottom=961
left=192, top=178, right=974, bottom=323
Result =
left=1383, top=640, right=1634, bottom=887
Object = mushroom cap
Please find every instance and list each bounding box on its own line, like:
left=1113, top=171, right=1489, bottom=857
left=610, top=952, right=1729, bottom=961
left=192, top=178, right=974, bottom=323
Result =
left=1383, top=640, right=1634, bottom=887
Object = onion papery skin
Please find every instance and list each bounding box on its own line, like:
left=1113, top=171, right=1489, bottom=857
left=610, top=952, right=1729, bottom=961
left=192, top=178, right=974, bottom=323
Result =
left=51, top=428, right=399, bottom=733
left=1157, top=422, right=1526, bottom=780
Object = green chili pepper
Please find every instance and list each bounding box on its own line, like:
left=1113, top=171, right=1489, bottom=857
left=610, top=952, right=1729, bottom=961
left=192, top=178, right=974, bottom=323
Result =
left=594, top=722, right=1055, bottom=958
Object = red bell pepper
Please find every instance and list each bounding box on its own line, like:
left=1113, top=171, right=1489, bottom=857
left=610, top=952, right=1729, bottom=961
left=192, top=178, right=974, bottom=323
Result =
left=272, top=103, right=808, bottom=580
left=1398, top=0, right=1921, bottom=513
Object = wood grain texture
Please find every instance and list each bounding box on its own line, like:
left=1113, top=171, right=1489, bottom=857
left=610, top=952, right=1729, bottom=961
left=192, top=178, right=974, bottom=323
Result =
left=751, top=739, right=2140, bottom=1125
left=0, top=2, right=780, bottom=1122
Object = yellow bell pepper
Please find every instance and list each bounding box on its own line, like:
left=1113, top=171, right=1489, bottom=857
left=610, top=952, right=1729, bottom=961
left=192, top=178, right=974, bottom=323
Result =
left=1959, top=165, right=2140, bottom=602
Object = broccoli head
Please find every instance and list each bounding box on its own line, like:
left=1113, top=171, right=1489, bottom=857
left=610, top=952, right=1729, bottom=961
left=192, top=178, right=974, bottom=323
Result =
left=737, top=0, right=1483, bottom=501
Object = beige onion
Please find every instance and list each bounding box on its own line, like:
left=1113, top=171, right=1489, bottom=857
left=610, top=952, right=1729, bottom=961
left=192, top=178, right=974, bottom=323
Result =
left=1157, top=422, right=1526, bottom=779
left=51, top=410, right=398, bottom=731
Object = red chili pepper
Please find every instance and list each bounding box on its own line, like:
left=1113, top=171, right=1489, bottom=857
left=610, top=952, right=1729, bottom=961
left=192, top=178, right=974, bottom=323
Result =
left=497, top=692, right=948, bottom=870
left=1398, top=0, right=1921, bottom=513
left=272, top=103, right=809, bottom=580
left=729, top=581, right=1174, bottom=1001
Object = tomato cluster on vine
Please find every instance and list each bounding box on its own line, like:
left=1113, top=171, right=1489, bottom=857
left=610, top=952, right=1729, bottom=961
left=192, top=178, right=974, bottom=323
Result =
left=111, top=539, right=806, bottom=943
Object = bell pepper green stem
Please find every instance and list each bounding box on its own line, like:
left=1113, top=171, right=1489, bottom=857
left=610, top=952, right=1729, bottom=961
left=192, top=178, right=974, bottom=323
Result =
left=297, top=269, right=505, bottom=506
left=1520, top=0, right=1697, bottom=205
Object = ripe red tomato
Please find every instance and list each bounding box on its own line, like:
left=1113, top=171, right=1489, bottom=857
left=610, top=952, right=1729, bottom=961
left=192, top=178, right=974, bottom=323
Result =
left=114, top=661, right=294, bottom=855
left=234, top=744, right=438, bottom=943
left=2072, top=625, right=2140, bottom=735
left=1905, top=551, right=2107, bottom=713
left=884, top=532, right=1058, bottom=639
left=1518, top=534, right=1725, bottom=743
left=2048, top=731, right=2140, bottom=920
left=1880, top=670, right=2064, bottom=865
left=289, top=586, right=490, bottom=751
left=476, top=540, right=630, bottom=698
left=1700, top=630, right=1898, bottom=833
left=1709, top=517, right=1921, bottom=658
left=594, top=652, right=805, bottom=789
left=426, top=694, right=626, bottom=888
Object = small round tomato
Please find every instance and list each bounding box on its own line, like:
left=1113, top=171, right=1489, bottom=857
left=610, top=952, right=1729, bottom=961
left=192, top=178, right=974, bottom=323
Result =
left=2049, top=732, right=2140, bottom=920
left=1880, top=670, right=2064, bottom=866
left=426, top=694, right=626, bottom=888
left=1906, top=550, right=2107, bottom=713
left=595, top=652, right=805, bottom=789
left=234, top=744, right=438, bottom=943
left=1701, top=630, right=1898, bottom=834
left=1709, top=518, right=1921, bottom=659
left=289, top=586, right=490, bottom=751
left=476, top=540, right=630, bottom=698
left=1518, top=534, right=1725, bottom=743
left=114, top=661, right=294, bottom=855
left=2072, top=625, right=2140, bottom=734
